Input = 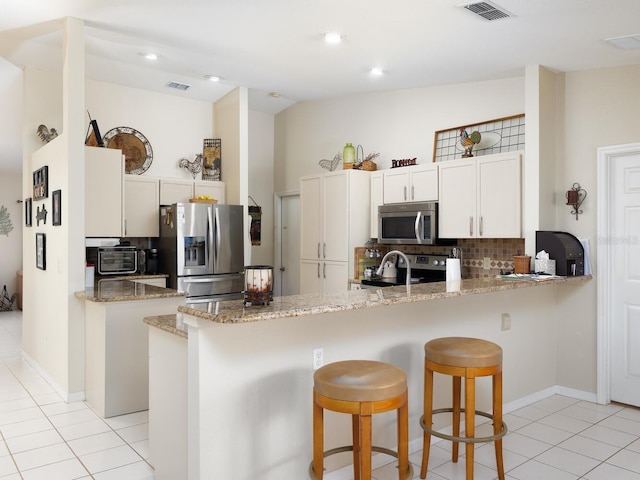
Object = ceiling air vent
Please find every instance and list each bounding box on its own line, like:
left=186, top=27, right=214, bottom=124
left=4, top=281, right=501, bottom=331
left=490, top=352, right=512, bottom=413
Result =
left=461, top=1, right=513, bottom=21
left=166, top=81, right=191, bottom=91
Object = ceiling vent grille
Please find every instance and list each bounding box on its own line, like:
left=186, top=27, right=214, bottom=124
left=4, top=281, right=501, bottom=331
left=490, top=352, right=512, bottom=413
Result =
left=461, top=1, right=513, bottom=21
left=166, top=81, right=191, bottom=91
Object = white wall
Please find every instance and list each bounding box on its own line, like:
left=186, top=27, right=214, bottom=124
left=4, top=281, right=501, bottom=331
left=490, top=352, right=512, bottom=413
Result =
left=554, top=64, right=640, bottom=393
left=248, top=110, right=275, bottom=267
left=86, top=80, right=214, bottom=179
left=0, top=175, right=23, bottom=297
left=274, top=77, right=525, bottom=193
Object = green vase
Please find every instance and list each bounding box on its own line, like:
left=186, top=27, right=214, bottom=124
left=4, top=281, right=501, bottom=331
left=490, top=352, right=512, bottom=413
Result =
left=343, top=143, right=355, bottom=168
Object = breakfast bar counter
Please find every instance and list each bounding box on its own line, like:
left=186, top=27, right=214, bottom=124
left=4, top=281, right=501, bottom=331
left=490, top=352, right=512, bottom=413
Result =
left=176, top=274, right=590, bottom=325
left=147, top=275, right=592, bottom=480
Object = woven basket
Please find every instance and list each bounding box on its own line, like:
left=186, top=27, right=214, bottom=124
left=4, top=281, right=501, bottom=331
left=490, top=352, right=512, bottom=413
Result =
left=360, top=160, right=377, bottom=171
left=513, top=255, right=531, bottom=274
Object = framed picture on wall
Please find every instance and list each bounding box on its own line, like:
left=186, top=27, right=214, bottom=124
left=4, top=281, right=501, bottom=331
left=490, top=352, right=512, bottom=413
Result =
left=36, top=233, right=46, bottom=270
left=32, top=165, right=49, bottom=200
left=25, top=198, right=32, bottom=227
left=52, top=190, right=62, bottom=226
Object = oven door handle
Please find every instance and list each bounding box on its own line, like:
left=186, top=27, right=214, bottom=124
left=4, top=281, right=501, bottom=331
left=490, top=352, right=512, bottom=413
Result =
left=414, top=211, right=423, bottom=244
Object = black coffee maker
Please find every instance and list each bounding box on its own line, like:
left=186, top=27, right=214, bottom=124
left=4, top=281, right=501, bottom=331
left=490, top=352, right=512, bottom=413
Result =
left=145, top=248, right=159, bottom=274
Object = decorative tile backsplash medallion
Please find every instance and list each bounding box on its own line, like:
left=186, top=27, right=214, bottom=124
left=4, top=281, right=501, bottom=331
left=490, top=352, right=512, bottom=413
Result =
left=433, top=114, right=525, bottom=162
left=399, top=238, right=525, bottom=279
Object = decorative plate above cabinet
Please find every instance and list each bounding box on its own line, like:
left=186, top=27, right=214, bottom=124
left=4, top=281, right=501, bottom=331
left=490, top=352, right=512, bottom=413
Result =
left=104, top=126, right=153, bottom=175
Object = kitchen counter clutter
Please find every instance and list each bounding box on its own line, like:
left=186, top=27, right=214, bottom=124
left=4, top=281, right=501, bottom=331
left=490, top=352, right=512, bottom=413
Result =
left=176, top=274, right=591, bottom=326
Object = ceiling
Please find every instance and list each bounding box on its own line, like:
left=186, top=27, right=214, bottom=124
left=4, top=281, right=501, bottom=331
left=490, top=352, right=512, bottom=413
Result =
left=1, top=0, right=640, bottom=175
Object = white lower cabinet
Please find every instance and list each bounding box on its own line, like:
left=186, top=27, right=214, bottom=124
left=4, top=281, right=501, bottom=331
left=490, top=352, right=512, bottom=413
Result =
left=124, top=176, right=160, bottom=237
left=299, top=260, right=349, bottom=294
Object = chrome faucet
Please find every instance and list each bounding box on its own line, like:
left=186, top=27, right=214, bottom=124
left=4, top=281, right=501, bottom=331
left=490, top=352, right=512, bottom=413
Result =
left=376, top=250, right=412, bottom=288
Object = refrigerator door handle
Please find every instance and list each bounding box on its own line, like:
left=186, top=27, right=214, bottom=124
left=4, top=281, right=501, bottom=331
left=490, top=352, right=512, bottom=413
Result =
left=207, top=206, right=215, bottom=274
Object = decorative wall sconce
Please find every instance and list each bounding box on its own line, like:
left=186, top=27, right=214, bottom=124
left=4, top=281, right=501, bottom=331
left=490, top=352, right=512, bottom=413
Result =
left=566, top=183, right=587, bottom=220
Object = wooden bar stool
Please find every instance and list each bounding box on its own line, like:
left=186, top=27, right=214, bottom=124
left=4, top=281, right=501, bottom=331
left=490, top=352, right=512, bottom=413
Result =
left=310, top=360, right=413, bottom=480
left=419, top=337, right=507, bottom=480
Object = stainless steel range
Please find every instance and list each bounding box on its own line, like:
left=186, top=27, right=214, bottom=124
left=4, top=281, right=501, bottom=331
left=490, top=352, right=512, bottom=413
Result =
left=361, top=253, right=449, bottom=287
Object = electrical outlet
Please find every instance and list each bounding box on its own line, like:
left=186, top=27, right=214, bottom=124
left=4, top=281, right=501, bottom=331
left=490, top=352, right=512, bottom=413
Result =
left=484, top=257, right=491, bottom=270
left=313, top=347, right=324, bottom=370
left=501, top=313, right=511, bottom=331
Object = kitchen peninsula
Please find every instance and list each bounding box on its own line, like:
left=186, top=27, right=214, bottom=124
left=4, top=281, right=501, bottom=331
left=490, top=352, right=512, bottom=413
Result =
left=76, top=280, right=185, bottom=418
left=146, top=275, right=590, bottom=480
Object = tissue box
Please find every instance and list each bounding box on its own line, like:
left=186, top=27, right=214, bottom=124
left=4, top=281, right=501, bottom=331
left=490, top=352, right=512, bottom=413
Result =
left=534, top=259, right=556, bottom=275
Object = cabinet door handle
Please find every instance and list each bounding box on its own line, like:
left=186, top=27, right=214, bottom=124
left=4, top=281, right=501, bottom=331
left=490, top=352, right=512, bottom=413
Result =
left=469, top=216, right=473, bottom=237
left=404, top=186, right=407, bottom=201
left=323, top=262, right=326, bottom=279
left=124, top=220, right=127, bottom=236
left=480, top=216, right=484, bottom=236
left=323, top=242, right=326, bottom=259
left=317, top=242, right=320, bottom=259
left=317, top=262, right=320, bottom=279
left=411, top=185, right=415, bottom=201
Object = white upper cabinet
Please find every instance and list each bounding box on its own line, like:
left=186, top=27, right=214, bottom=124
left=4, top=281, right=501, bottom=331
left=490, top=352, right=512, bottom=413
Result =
left=383, top=163, right=438, bottom=204
left=370, top=171, right=384, bottom=239
left=124, top=176, right=160, bottom=238
left=438, top=151, right=522, bottom=239
left=159, top=179, right=226, bottom=205
left=85, top=147, right=123, bottom=237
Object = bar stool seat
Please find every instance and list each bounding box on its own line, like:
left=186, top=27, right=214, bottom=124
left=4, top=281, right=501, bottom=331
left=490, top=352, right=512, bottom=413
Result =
left=310, top=360, right=413, bottom=480
left=419, top=337, right=507, bottom=480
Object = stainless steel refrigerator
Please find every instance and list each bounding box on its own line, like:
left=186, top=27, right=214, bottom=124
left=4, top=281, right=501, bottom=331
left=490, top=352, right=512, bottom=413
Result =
left=159, top=203, right=244, bottom=305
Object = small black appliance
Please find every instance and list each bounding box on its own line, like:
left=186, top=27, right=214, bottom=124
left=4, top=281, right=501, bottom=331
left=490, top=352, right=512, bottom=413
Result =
left=535, top=231, right=584, bottom=276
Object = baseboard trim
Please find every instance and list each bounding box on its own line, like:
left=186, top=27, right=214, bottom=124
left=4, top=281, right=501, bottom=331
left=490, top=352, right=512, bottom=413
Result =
left=21, top=350, right=85, bottom=403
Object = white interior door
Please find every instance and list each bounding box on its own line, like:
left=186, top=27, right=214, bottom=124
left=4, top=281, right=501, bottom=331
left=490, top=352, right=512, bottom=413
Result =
left=610, top=150, right=640, bottom=406
left=279, top=194, right=300, bottom=297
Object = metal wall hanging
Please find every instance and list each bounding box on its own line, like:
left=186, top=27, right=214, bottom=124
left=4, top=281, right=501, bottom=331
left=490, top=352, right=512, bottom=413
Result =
left=566, top=183, right=587, bottom=220
left=36, top=204, right=47, bottom=226
left=179, top=154, right=203, bottom=179
left=104, top=126, right=153, bottom=175
left=248, top=196, right=262, bottom=246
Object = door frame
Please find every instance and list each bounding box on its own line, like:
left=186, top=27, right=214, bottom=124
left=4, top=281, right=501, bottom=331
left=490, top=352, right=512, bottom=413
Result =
left=596, top=142, right=640, bottom=404
left=274, top=190, right=300, bottom=297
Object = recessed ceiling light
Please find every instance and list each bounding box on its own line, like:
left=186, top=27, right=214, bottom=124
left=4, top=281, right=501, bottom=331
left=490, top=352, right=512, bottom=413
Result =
left=144, top=53, right=158, bottom=61
left=269, top=92, right=281, bottom=98
left=370, top=67, right=385, bottom=76
left=205, top=75, right=220, bottom=82
left=324, top=32, right=343, bottom=45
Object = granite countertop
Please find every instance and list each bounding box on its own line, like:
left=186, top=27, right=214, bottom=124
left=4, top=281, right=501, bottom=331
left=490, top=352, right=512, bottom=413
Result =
left=175, top=275, right=591, bottom=325
left=75, top=279, right=185, bottom=303
left=144, top=314, right=188, bottom=338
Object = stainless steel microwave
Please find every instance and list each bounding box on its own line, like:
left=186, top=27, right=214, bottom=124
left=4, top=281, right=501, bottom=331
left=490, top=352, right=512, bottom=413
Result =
left=378, top=202, right=438, bottom=245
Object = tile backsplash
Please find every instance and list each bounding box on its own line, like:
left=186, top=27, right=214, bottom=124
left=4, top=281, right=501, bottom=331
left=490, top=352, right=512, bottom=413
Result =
left=391, top=238, right=526, bottom=278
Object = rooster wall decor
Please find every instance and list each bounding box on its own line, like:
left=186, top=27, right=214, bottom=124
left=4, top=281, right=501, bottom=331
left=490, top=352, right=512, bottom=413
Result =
left=36, top=124, right=59, bottom=143
left=319, top=152, right=342, bottom=172
left=459, top=128, right=481, bottom=157
left=179, top=154, right=203, bottom=179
